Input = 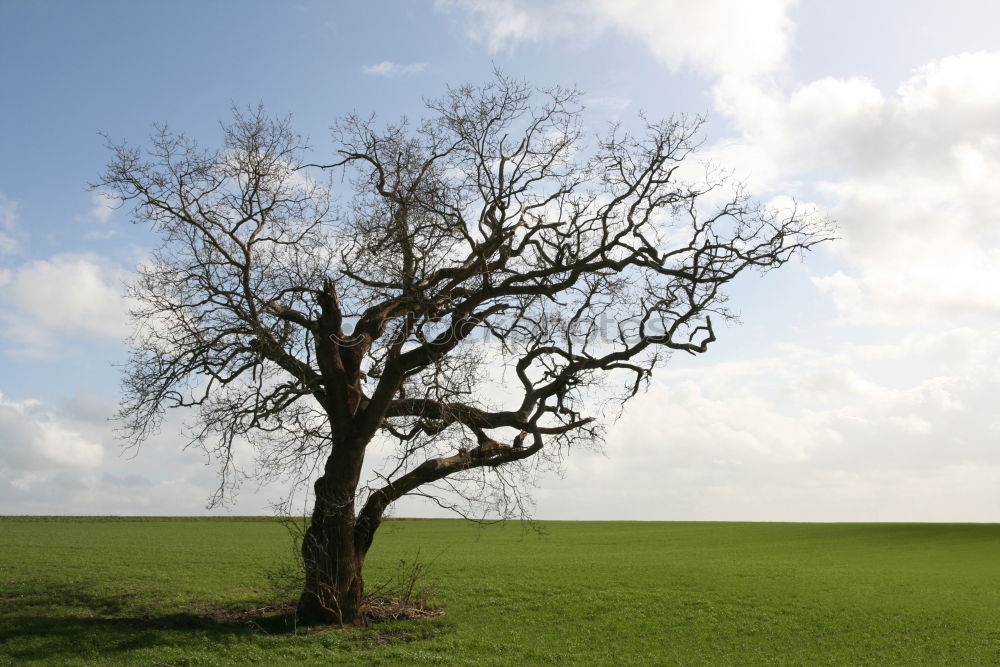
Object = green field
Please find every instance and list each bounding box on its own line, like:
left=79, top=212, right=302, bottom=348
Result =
left=2, top=518, right=1000, bottom=665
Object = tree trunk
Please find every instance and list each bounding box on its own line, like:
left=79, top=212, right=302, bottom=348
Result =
left=296, top=507, right=367, bottom=625
left=295, top=459, right=371, bottom=626
left=295, top=415, right=379, bottom=625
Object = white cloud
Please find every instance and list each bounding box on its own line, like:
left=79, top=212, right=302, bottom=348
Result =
left=362, top=61, right=427, bottom=77
left=87, top=189, right=116, bottom=223
left=0, top=253, right=129, bottom=357
left=443, top=7, right=1000, bottom=331
left=590, top=0, right=795, bottom=79
left=0, top=390, right=298, bottom=515
left=81, top=190, right=119, bottom=239
left=438, top=0, right=796, bottom=78
left=0, top=193, right=20, bottom=254
left=0, top=393, right=104, bottom=471
left=529, top=325, right=1000, bottom=521
left=708, top=52, right=1000, bottom=326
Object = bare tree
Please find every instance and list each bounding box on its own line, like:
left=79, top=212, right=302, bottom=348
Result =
left=100, top=75, right=832, bottom=626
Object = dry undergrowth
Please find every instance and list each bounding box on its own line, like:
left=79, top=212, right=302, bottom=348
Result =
left=197, top=596, right=444, bottom=634
left=361, top=594, right=445, bottom=623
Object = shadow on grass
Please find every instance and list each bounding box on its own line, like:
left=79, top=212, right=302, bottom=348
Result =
left=0, top=588, right=448, bottom=663
left=1, top=603, right=292, bottom=662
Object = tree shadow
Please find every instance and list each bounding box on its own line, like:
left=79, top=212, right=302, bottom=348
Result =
left=0, top=586, right=449, bottom=662
left=0, top=587, right=300, bottom=663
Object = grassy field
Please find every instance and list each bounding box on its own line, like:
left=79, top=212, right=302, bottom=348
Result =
left=2, top=518, right=1000, bottom=665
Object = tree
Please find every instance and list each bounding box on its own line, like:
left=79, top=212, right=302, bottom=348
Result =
left=100, top=75, right=832, bottom=626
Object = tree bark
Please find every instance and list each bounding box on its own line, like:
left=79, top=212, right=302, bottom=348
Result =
left=296, top=502, right=367, bottom=625
left=296, top=447, right=371, bottom=626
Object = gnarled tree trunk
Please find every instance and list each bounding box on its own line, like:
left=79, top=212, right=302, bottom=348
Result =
left=296, top=510, right=367, bottom=625
left=296, top=440, right=374, bottom=626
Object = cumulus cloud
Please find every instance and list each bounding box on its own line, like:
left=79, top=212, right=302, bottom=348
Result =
left=707, top=52, right=1000, bottom=325
left=590, top=0, right=795, bottom=79
left=438, top=0, right=796, bottom=78
left=443, top=0, right=1000, bottom=329
left=362, top=61, right=427, bottom=77
left=0, top=393, right=104, bottom=471
left=0, top=253, right=129, bottom=357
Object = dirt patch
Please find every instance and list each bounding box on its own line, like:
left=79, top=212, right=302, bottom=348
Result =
left=97, top=597, right=443, bottom=635
left=202, top=602, right=296, bottom=625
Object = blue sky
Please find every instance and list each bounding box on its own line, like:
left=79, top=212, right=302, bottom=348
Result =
left=2, top=0, right=1000, bottom=519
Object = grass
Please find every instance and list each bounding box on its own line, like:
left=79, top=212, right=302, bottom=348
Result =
left=2, top=518, right=1000, bottom=664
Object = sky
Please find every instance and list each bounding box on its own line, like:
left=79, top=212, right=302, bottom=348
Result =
left=2, top=0, right=1000, bottom=520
